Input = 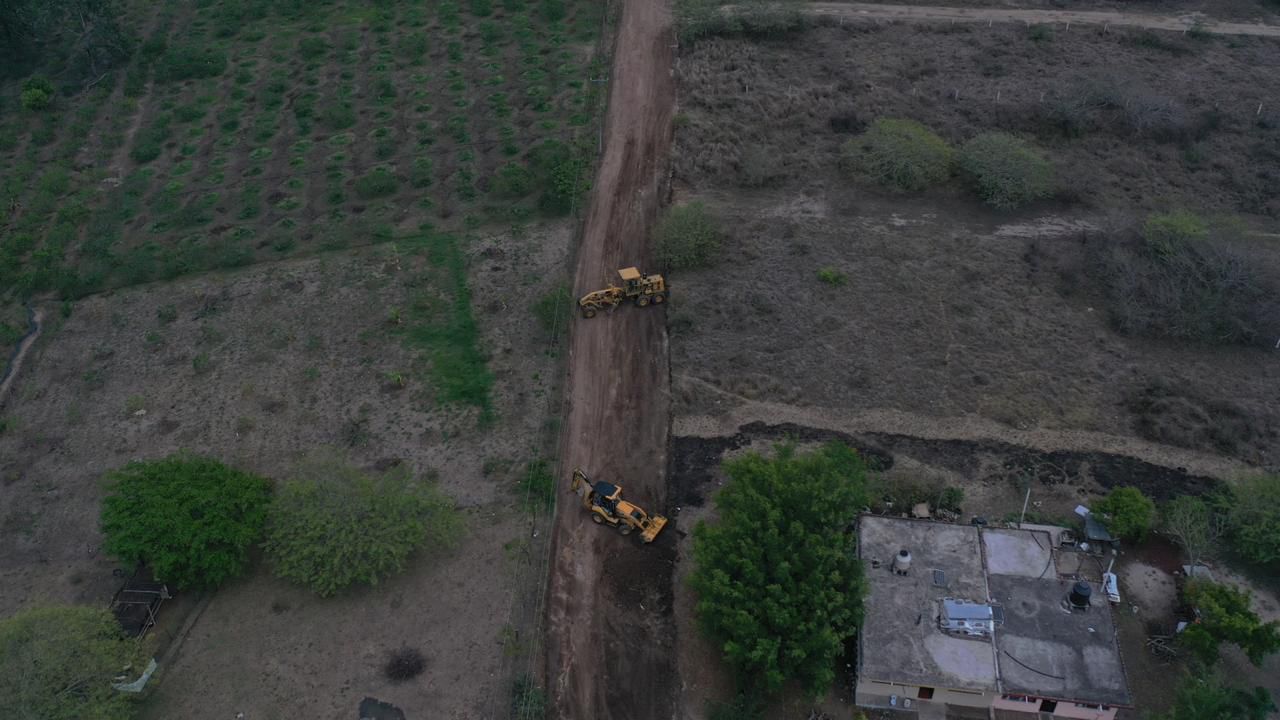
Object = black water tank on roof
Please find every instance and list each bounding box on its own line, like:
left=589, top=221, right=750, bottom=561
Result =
left=1068, top=581, right=1092, bottom=609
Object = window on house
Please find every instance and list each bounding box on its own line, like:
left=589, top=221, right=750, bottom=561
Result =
left=917, top=687, right=934, bottom=700
left=1039, top=699, right=1058, bottom=712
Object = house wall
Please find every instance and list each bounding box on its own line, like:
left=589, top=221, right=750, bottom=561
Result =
left=991, top=694, right=1119, bottom=720
left=855, top=679, right=992, bottom=712
left=1052, top=703, right=1119, bottom=720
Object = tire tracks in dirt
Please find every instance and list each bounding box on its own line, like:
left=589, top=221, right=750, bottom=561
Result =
left=543, top=1, right=677, bottom=718
left=804, top=1, right=1280, bottom=36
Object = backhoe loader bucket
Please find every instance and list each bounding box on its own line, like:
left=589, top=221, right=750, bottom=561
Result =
left=640, top=515, right=668, bottom=544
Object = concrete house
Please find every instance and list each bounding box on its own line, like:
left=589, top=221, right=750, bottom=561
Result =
left=855, top=516, right=1130, bottom=720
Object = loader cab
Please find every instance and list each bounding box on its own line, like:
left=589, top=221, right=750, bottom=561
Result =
left=618, top=267, right=643, bottom=295
left=592, top=481, right=622, bottom=514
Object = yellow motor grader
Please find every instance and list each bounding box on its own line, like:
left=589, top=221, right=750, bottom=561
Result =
left=577, top=267, right=669, bottom=318
left=569, top=468, right=668, bottom=543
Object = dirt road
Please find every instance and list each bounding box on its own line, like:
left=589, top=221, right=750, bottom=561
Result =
left=807, top=1, right=1280, bottom=36
left=542, top=0, right=677, bottom=718
left=0, top=305, right=42, bottom=407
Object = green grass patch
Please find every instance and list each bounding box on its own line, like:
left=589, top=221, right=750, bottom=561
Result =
left=397, top=231, right=493, bottom=419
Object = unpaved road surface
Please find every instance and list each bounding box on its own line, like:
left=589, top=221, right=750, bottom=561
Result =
left=0, top=305, right=42, bottom=407
left=543, top=0, right=677, bottom=718
left=807, top=1, right=1280, bottom=35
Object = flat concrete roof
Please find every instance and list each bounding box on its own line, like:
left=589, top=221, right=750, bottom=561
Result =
left=858, top=517, right=998, bottom=692
left=858, top=516, right=1130, bottom=707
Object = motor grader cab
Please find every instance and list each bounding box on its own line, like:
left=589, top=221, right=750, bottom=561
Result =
left=569, top=468, right=668, bottom=543
left=578, top=267, right=669, bottom=318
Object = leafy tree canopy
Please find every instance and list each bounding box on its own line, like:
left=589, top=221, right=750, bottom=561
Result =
left=0, top=606, right=142, bottom=720
left=265, top=454, right=462, bottom=597
left=1181, top=579, right=1280, bottom=666
left=1152, top=672, right=1275, bottom=720
left=692, top=442, right=868, bottom=697
left=1, top=0, right=131, bottom=80
left=1094, top=486, right=1155, bottom=543
left=1221, top=475, right=1280, bottom=569
left=100, top=453, right=272, bottom=589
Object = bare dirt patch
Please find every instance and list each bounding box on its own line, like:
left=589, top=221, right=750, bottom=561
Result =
left=0, top=222, right=572, bottom=718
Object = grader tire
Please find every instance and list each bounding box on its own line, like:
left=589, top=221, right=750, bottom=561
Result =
left=653, top=293, right=665, bottom=304
left=619, top=523, right=633, bottom=536
left=592, top=513, right=605, bottom=525
left=636, top=296, right=650, bottom=308
left=582, top=307, right=597, bottom=319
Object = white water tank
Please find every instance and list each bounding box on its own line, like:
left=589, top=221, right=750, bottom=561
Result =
left=893, top=548, right=912, bottom=575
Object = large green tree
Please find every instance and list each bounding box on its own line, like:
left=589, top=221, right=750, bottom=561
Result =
left=1180, top=580, right=1280, bottom=666
left=265, top=456, right=461, bottom=597
left=0, top=605, right=141, bottom=720
left=100, top=453, right=272, bottom=589
left=1152, top=672, right=1274, bottom=720
left=1094, top=486, right=1155, bottom=543
left=691, top=442, right=868, bottom=697
left=1221, top=475, right=1280, bottom=568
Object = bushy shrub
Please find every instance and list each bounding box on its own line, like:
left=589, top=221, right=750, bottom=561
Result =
left=298, top=37, right=329, bottom=60
left=1152, top=673, right=1275, bottom=720
left=20, top=76, right=55, bottom=111
left=1094, top=486, right=1155, bottom=543
left=528, top=139, right=588, bottom=215
left=675, top=0, right=806, bottom=43
left=0, top=606, right=142, bottom=720
left=516, top=459, right=556, bottom=512
left=842, top=118, right=952, bottom=192
left=511, top=674, right=546, bottom=720
left=1142, top=210, right=1208, bottom=257
left=155, top=44, right=227, bottom=83
left=265, top=456, right=461, bottom=597
left=1221, top=476, right=1280, bottom=569
left=957, top=132, right=1053, bottom=209
left=817, top=266, right=847, bottom=286
left=355, top=168, right=399, bottom=199
left=1098, top=213, right=1275, bottom=346
left=100, top=453, right=271, bottom=589
left=491, top=162, right=535, bottom=198
left=654, top=202, right=723, bottom=270
left=532, top=283, right=572, bottom=335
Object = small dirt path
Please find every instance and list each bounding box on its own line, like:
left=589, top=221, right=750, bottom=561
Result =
left=806, top=1, right=1280, bottom=35
left=542, top=0, right=677, bottom=718
left=0, top=305, right=44, bottom=409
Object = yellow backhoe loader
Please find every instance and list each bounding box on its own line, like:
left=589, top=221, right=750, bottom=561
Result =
left=569, top=468, right=668, bottom=543
left=578, top=267, right=669, bottom=318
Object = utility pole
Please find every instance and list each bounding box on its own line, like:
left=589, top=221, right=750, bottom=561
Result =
left=1018, top=486, right=1031, bottom=528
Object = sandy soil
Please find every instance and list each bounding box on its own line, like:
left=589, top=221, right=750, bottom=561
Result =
left=0, top=222, right=573, bottom=718
left=541, top=0, right=678, bottom=718
left=806, top=2, right=1280, bottom=35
